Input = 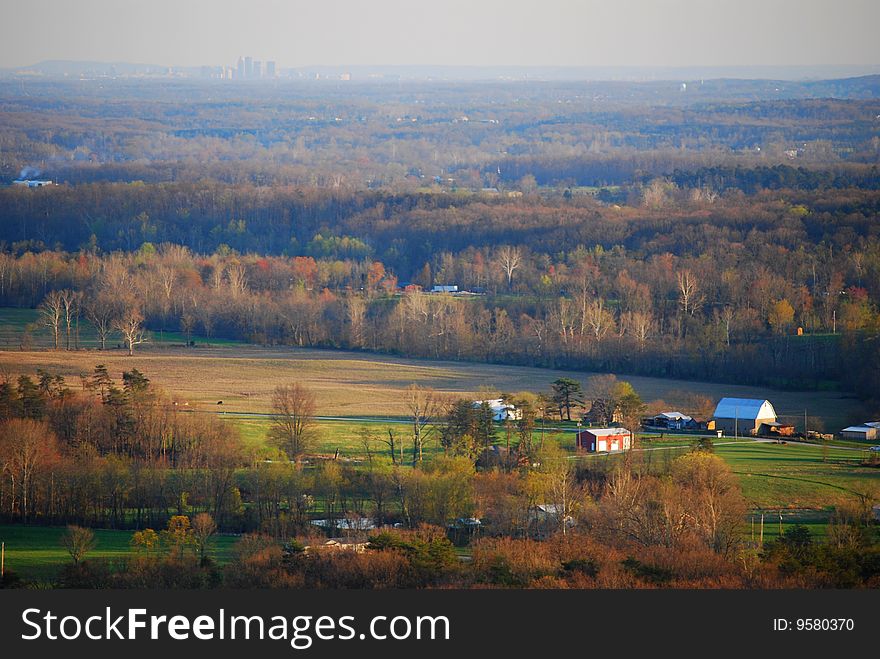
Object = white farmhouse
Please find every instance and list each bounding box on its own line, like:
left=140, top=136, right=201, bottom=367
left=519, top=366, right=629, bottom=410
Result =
left=473, top=399, right=522, bottom=422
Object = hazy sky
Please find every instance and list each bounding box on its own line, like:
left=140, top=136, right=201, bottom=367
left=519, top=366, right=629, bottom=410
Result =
left=2, top=0, right=878, bottom=69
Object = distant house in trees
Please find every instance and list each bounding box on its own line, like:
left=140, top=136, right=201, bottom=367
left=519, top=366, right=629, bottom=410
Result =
left=712, top=398, right=778, bottom=436
left=473, top=399, right=521, bottom=422
left=431, top=284, right=458, bottom=293
left=576, top=427, right=633, bottom=452
left=305, top=538, right=369, bottom=554
left=584, top=399, right=622, bottom=425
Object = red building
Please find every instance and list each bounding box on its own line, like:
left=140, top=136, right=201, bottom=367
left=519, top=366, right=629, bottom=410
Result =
left=576, top=427, right=633, bottom=453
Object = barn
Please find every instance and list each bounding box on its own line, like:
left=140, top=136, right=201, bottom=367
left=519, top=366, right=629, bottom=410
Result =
left=712, top=398, right=778, bottom=436
left=576, top=427, right=632, bottom=453
left=840, top=422, right=880, bottom=441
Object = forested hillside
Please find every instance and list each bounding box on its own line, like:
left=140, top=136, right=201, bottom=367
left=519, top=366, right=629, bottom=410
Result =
left=1, top=77, right=879, bottom=406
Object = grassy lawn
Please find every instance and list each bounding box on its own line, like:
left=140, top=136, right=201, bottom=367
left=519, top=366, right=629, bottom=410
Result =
left=714, top=442, right=880, bottom=509
left=0, top=525, right=239, bottom=582
left=232, top=416, right=444, bottom=459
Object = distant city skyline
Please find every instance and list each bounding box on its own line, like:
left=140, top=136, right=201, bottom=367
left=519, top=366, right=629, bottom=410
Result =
left=2, top=0, right=879, bottom=71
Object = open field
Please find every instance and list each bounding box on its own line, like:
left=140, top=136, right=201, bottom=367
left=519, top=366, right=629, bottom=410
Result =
left=714, top=442, right=880, bottom=509
left=0, top=525, right=238, bottom=582
left=0, top=342, right=865, bottom=431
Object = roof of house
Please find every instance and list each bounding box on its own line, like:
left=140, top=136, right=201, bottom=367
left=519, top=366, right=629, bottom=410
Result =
left=581, top=427, right=631, bottom=437
left=473, top=399, right=515, bottom=410
left=842, top=423, right=880, bottom=433
left=656, top=411, right=692, bottom=421
left=323, top=538, right=369, bottom=547
left=713, top=398, right=777, bottom=421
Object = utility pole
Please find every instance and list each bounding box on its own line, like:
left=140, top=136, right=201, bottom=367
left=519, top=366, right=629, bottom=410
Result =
left=1, top=541, right=4, bottom=578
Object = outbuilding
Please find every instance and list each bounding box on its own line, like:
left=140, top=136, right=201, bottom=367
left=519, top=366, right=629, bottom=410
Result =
left=576, top=427, right=633, bottom=452
left=643, top=411, right=693, bottom=430
left=712, top=398, right=778, bottom=436
left=840, top=422, right=880, bottom=441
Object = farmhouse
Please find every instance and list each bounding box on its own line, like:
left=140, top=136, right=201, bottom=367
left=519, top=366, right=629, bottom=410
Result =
left=576, top=427, right=633, bottom=452
left=840, top=422, right=880, bottom=441
left=531, top=504, right=575, bottom=529
left=473, top=398, right=522, bottom=421
left=712, top=398, right=778, bottom=436
left=643, top=411, right=694, bottom=430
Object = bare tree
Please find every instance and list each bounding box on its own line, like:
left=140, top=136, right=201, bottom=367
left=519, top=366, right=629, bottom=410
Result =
left=586, top=298, right=615, bottom=342
left=115, top=303, right=148, bottom=356
left=720, top=306, right=735, bottom=347
left=622, top=310, right=653, bottom=349
left=39, top=290, right=64, bottom=350
left=677, top=269, right=699, bottom=316
left=496, top=245, right=522, bottom=289
left=226, top=263, right=248, bottom=299
left=60, top=289, right=82, bottom=350
left=269, top=383, right=317, bottom=461
left=0, top=419, right=58, bottom=521
left=405, top=384, right=439, bottom=465
left=346, top=295, right=367, bottom=348
left=85, top=290, right=119, bottom=350
left=60, top=525, right=96, bottom=564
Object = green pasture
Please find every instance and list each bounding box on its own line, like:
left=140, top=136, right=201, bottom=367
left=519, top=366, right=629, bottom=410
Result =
left=0, top=525, right=238, bottom=582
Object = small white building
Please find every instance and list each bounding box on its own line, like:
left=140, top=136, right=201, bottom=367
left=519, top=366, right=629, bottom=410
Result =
left=840, top=422, right=880, bottom=442
left=431, top=285, right=458, bottom=293
left=12, top=179, right=54, bottom=187
left=713, top=398, right=778, bottom=436
left=473, top=398, right=521, bottom=421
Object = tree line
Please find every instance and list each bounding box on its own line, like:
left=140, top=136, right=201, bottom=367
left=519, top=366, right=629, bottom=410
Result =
left=4, top=220, right=879, bottom=403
